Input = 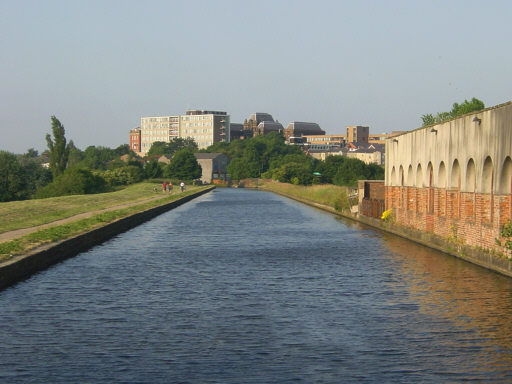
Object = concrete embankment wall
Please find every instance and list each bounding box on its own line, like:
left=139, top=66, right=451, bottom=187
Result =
left=263, top=187, right=512, bottom=278
left=0, top=187, right=214, bottom=291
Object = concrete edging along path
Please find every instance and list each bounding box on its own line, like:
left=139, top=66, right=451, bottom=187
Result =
left=0, top=187, right=215, bottom=291
left=260, top=187, right=512, bottom=279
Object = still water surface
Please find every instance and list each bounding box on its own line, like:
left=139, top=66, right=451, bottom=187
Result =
left=2, top=188, right=512, bottom=383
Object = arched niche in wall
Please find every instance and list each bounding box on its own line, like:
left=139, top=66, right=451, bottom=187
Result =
left=466, top=159, right=476, bottom=193
left=438, top=161, right=447, bottom=189
left=498, top=157, right=512, bottom=195
left=416, top=164, right=423, bottom=187
left=407, top=165, right=414, bottom=186
left=427, top=162, right=434, bottom=187
left=451, top=159, right=461, bottom=190
left=391, top=166, right=397, bottom=186
left=482, top=156, right=494, bottom=194
left=427, top=162, right=434, bottom=213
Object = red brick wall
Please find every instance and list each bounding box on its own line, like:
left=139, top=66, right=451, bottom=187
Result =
left=385, top=186, right=512, bottom=253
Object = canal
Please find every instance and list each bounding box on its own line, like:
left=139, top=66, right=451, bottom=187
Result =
left=1, top=188, right=512, bottom=383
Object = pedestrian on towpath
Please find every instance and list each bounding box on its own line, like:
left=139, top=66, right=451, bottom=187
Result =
left=168, top=182, right=173, bottom=193
left=162, top=180, right=167, bottom=192
left=180, top=182, right=185, bottom=192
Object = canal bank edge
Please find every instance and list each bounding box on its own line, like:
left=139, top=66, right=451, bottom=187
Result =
left=0, top=187, right=215, bottom=291
left=260, top=187, right=512, bottom=279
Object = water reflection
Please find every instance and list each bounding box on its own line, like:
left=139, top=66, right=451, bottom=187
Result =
left=0, top=188, right=512, bottom=383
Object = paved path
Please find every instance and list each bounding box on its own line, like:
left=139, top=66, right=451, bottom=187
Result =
left=0, top=193, right=178, bottom=243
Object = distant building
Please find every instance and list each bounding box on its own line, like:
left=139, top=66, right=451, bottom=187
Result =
left=344, top=147, right=384, bottom=165
left=140, top=116, right=179, bottom=153
left=346, top=125, right=369, bottom=143
left=255, top=121, right=284, bottom=136
left=243, top=113, right=276, bottom=137
left=303, top=134, right=346, bottom=147
left=129, top=127, right=142, bottom=154
left=194, top=153, right=230, bottom=184
left=283, top=122, right=325, bottom=142
left=181, top=110, right=230, bottom=150
left=138, top=110, right=230, bottom=154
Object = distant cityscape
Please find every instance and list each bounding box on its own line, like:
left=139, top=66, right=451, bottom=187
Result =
left=129, top=110, right=403, bottom=166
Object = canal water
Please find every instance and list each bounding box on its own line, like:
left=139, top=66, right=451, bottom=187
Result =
left=1, top=188, right=512, bottom=383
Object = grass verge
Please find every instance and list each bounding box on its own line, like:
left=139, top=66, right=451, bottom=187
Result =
left=244, top=179, right=351, bottom=210
left=0, top=182, right=182, bottom=233
left=0, top=186, right=210, bottom=262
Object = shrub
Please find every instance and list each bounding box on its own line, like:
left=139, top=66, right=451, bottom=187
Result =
left=381, top=209, right=393, bottom=222
left=101, top=165, right=144, bottom=186
left=35, top=168, right=107, bottom=198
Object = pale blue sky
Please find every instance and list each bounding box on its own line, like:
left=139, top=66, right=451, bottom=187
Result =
left=1, top=0, right=511, bottom=153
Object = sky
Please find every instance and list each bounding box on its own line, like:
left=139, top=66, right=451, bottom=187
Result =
left=1, top=0, right=511, bottom=154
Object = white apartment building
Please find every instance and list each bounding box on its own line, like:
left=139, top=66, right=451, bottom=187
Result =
left=140, top=115, right=179, bottom=153
left=139, top=110, right=229, bottom=153
left=180, top=110, right=230, bottom=149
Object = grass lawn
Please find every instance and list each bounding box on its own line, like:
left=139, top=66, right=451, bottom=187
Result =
left=0, top=182, right=196, bottom=233
left=244, top=179, right=352, bottom=210
left=0, top=184, right=211, bottom=261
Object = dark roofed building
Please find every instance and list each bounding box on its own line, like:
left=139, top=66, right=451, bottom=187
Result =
left=243, top=112, right=276, bottom=136
left=283, top=122, right=325, bottom=141
left=255, top=121, right=284, bottom=136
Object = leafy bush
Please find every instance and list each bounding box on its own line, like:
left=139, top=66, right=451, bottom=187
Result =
left=101, top=165, right=144, bottom=186
left=35, top=168, right=108, bottom=198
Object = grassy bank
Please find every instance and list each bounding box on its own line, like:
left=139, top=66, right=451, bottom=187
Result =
left=0, top=182, right=189, bottom=233
left=243, top=179, right=352, bottom=211
left=0, top=183, right=210, bottom=261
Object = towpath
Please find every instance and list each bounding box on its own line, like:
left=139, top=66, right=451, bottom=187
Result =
left=0, top=193, right=179, bottom=242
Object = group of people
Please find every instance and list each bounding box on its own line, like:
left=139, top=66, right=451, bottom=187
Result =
left=161, top=181, right=185, bottom=193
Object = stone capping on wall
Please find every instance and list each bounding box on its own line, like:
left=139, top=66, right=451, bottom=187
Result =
left=0, top=187, right=215, bottom=291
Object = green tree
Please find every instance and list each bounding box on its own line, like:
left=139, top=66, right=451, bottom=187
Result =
left=227, top=157, right=260, bottom=180
left=46, top=116, right=71, bottom=178
left=271, top=162, right=313, bottom=185
left=35, top=168, right=107, bottom=198
left=144, top=160, right=164, bottom=178
left=421, top=97, right=485, bottom=126
left=147, top=138, right=198, bottom=158
left=0, top=151, right=27, bottom=201
left=164, top=150, right=202, bottom=180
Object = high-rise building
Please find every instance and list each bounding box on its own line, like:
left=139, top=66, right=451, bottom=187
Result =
left=346, top=125, right=369, bottom=143
left=180, top=110, right=229, bottom=149
left=138, top=110, right=230, bottom=153
left=140, top=115, right=179, bottom=153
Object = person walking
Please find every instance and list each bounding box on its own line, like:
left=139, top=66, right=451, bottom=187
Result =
left=162, top=180, right=167, bottom=193
left=168, top=182, right=173, bottom=193
left=180, top=181, right=185, bottom=192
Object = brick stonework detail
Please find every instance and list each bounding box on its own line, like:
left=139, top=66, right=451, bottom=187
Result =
left=385, top=186, right=512, bottom=253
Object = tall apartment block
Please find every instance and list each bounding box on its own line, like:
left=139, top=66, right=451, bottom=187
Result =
left=140, top=115, right=180, bottom=153
left=180, top=110, right=230, bottom=149
left=138, top=110, right=229, bottom=153
left=346, top=125, right=369, bottom=143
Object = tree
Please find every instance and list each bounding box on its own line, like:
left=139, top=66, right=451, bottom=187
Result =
left=46, top=116, right=71, bottom=177
left=421, top=97, right=485, bottom=126
left=164, top=150, right=202, bottom=180
left=227, top=157, right=260, bottom=180
left=144, top=160, right=163, bottom=178
left=0, top=151, right=27, bottom=201
left=35, top=168, right=107, bottom=198
left=147, top=138, right=198, bottom=158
